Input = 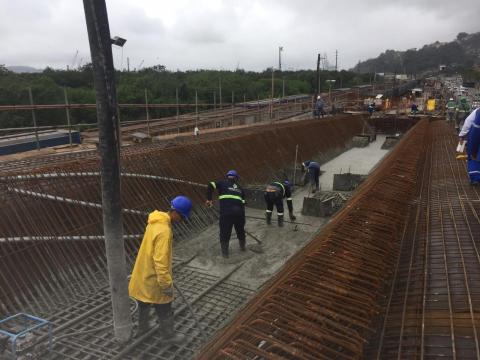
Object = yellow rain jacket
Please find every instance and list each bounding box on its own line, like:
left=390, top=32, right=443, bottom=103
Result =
left=128, top=211, right=174, bottom=304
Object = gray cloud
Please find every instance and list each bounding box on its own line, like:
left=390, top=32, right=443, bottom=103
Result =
left=0, top=0, right=479, bottom=71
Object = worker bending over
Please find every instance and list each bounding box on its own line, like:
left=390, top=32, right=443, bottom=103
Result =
left=206, top=170, right=246, bottom=258
left=264, top=180, right=296, bottom=227
left=302, top=160, right=321, bottom=193
left=129, top=195, right=192, bottom=340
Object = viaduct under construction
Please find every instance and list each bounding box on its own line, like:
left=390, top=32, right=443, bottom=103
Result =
left=2, top=70, right=480, bottom=359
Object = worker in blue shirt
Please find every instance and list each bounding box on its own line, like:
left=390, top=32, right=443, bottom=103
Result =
left=264, top=180, right=296, bottom=227
left=367, top=103, right=375, bottom=116
left=206, top=170, right=246, bottom=258
left=410, top=103, right=419, bottom=116
left=302, top=160, right=321, bottom=193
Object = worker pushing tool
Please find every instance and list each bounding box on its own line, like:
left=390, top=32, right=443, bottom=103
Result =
left=302, top=160, right=321, bottom=193
left=128, top=195, right=192, bottom=341
left=264, top=180, right=296, bottom=226
left=206, top=170, right=246, bottom=258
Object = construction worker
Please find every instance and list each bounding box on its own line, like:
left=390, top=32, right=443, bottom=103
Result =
left=367, top=103, right=375, bottom=116
left=459, top=107, right=480, bottom=185
left=410, top=103, right=419, bottom=116
left=264, top=180, right=296, bottom=227
left=302, top=160, right=321, bottom=193
left=314, top=96, right=325, bottom=119
left=206, top=170, right=246, bottom=258
left=457, top=97, right=471, bottom=131
left=446, top=97, right=456, bottom=122
left=128, top=195, right=192, bottom=340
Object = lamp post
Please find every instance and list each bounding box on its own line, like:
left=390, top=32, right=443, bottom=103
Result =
left=82, top=0, right=132, bottom=342
left=278, top=46, right=283, bottom=71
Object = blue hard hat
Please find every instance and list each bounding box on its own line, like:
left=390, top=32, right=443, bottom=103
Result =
left=170, top=195, right=192, bottom=220
left=283, top=180, right=290, bottom=186
left=226, top=170, right=238, bottom=178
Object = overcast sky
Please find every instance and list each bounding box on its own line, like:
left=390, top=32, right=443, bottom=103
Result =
left=1, top=0, right=479, bottom=72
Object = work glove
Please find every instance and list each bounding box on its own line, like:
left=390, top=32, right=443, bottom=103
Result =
left=289, top=212, right=296, bottom=221
left=162, top=285, right=174, bottom=297
left=205, top=200, right=213, bottom=208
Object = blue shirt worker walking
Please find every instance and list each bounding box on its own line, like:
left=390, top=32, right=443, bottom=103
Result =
left=302, top=160, right=321, bottom=193
left=206, top=170, right=246, bottom=258
left=264, top=180, right=296, bottom=227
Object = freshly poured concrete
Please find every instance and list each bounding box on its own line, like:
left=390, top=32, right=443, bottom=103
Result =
left=175, top=134, right=390, bottom=290
left=319, top=134, right=389, bottom=191
left=175, top=183, right=324, bottom=289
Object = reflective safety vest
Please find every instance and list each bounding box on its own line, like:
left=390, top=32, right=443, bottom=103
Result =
left=207, top=179, right=246, bottom=215
left=266, top=181, right=293, bottom=201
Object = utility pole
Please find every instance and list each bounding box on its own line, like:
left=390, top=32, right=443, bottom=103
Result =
left=195, top=90, right=199, bottom=129
left=219, top=77, right=222, bottom=109
left=82, top=0, right=132, bottom=342
left=127, top=57, right=130, bottom=72
left=271, top=68, right=275, bottom=120
left=145, top=89, right=150, bottom=138
left=176, top=87, right=180, bottom=134
left=63, top=88, right=73, bottom=146
left=231, top=91, right=234, bottom=126
left=28, top=88, right=40, bottom=150
left=316, top=54, right=321, bottom=99
left=335, top=50, right=338, bottom=72
left=278, top=46, right=283, bottom=71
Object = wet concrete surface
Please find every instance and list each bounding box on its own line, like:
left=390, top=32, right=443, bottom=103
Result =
left=174, top=134, right=390, bottom=291
left=175, top=183, right=324, bottom=290
left=319, top=134, right=389, bottom=191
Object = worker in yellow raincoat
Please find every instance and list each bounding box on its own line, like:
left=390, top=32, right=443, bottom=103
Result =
left=129, top=195, right=192, bottom=340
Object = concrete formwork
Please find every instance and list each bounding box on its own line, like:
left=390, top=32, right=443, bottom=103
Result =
left=0, top=114, right=418, bottom=359
left=197, top=119, right=430, bottom=360
left=0, top=116, right=366, bottom=317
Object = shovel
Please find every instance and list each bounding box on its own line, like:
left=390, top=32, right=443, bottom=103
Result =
left=210, top=207, right=264, bottom=254
left=244, top=229, right=264, bottom=254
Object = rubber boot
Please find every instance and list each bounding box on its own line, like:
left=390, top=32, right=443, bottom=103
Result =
left=136, top=304, right=150, bottom=337
left=239, top=239, right=246, bottom=252
left=278, top=214, right=284, bottom=227
left=289, top=211, right=296, bottom=221
left=159, top=315, right=186, bottom=344
left=221, top=243, right=229, bottom=258
left=266, top=212, right=272, bottom=225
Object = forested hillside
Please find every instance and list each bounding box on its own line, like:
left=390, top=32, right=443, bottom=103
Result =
left=353, top=31, right=480, bottom=76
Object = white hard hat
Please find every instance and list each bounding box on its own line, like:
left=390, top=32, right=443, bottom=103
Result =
left=449, top=98, right=453, bottom=100
left=317, top=96, right=321, bottom=99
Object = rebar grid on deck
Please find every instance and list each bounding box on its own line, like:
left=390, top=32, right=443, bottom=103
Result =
left=196, top=120, right=430, bottom=359
left=369, top=121, right=480, bottom=360
left=39, top=265, right=253, bottom=360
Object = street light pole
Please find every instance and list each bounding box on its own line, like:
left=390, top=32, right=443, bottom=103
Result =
left=82, top=0, right=132, bottom=342
left=278, top=46, right=283, bottom=71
